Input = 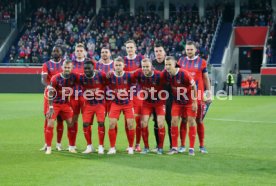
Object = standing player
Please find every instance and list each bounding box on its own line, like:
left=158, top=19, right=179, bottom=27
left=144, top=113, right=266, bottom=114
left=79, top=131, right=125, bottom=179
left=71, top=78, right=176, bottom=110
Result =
left=151, top=43, right=173, bottom=151
left=96, top=47, right=114, bottom=115
left=177, top=41, right=211, bottom=154
left=45, top=60, right=77, bottom=154
left=106, top=57, right=135, bottom=155
left=123, top=40, right=144, bottom=152
left=164, top=56, right=198, bottom=156
left=40, top=46, right=64, bottom=151
left=70, top=43, right=93, bottom=152
left=80, top=60, right=106, bottom=154
left=134, top=58, right=166, bottom=154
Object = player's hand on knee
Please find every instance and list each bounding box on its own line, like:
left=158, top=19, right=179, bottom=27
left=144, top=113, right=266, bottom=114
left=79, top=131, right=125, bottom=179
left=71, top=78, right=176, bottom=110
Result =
left=46, top=108, right=54, bottom=119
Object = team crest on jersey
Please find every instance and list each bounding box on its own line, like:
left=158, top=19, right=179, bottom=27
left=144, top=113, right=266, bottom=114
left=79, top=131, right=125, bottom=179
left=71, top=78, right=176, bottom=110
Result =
left=124, top=79, right=127, bottom=84
left=177, top=79, right=181, bottom=84
left=191, top=72, right=196, bottom=76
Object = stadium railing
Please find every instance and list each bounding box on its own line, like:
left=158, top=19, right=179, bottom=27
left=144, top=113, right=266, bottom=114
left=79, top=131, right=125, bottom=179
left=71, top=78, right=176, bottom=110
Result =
left=207, top=13, right=222, bottom=65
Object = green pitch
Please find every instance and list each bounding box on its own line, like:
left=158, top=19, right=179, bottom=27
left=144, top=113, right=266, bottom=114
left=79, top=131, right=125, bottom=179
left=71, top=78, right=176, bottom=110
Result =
left=0, top=94, right=275, bottom=186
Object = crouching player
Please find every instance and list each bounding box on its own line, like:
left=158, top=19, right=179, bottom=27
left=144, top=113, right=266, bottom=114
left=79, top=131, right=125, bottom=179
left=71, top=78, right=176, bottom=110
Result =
left=80, top=60, right=106, bottom=154
left=134, top=58, right=166, bottom=154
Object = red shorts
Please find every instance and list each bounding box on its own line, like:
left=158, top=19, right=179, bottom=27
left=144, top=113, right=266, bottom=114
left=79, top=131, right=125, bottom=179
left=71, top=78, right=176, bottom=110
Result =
left=83, top=103, right=105, bottom=123
left=50, top=103, right=73, bottom=120
left=109, top=102, right=134, bottom=119
left=142, top=102, right=166, bottom=116
left=133, top=95, right=142, bottom=115
left=171, top=103, right=197, bottom=118
left=70, top=96, right=85, bottom=115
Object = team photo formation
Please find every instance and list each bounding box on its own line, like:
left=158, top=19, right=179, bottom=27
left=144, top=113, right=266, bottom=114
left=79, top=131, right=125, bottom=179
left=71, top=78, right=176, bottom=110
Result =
left=41, top=40, right=212, bottom=156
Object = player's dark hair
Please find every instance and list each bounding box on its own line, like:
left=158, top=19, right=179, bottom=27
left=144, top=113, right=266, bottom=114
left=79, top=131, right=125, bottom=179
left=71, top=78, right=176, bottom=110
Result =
left=52, top=46, right=63, bottom=54
left=154, top=42, right=164, bottom=48
left=84, top=59, right=94, bottom=66
left=101, top=46, right=110, bottom=51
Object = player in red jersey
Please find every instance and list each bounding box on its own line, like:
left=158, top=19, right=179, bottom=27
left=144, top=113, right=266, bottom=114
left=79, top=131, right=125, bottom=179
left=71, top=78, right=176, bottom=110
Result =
left=164, top=56, right=198, bottom=156
left=106, top=57, right=135, bottom=155
left=96, top=47, right=114, bottom=116
left=177, top=41, right=211, bottom=154
left=133, top=58, right=166, bottom=154
left=69, top=43, right=92, bottom=152
left=40, top=46, right=64, bottom=151
left=45, top=60, right=78, bottom=154
left=96, top=47, right=114, bottom=73
left=123, top=40, right=144, bottom=152
left=79, top=60, right=107, bottom=154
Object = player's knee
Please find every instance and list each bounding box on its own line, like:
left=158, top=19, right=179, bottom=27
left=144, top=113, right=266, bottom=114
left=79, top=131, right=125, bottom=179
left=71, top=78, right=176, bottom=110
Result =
left=47, top=120, right=54, bottom=127
left=187, top=117, right=196, bottom=126
left=127, top=120, right=134, bottom=130
left=171, top=118, right=178, bottom=126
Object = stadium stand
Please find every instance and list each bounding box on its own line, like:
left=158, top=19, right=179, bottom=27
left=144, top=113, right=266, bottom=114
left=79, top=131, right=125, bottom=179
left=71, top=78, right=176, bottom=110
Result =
left=3, top=3, right=220, bottom=64
left=4, top=0, right=94, bottom=64
left=0, top=0, right=15, bottom=22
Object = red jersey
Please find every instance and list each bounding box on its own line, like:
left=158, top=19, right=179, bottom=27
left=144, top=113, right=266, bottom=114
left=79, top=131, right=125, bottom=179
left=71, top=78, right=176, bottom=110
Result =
left=71, top=58, right=95, bottom=97
left=178, top=56, right=207, bottom=101
left=50, top=73, right=78, bottom=104
left=106, top=71, right=134, bottom=105
left=123, top=54, right=144, bottom=72
left=163, top=68, right=195, bottom=105
left=78, top=71, right=107, bottom=105
left=96, top=60, right=114, bottom=73
left=124, top=54, right=144, bottom=96
left=41, top=59, right=64, bottom=85
left=134, top=69, right=165, bottom=104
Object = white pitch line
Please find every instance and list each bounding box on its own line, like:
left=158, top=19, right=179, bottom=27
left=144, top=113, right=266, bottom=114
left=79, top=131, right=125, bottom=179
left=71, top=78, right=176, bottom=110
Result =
left=206, top=118, right=276, bottom=124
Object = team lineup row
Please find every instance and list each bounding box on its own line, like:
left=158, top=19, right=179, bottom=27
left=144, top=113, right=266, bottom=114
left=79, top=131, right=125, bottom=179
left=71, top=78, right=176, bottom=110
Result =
left=41, top=40, right=212, bottom=156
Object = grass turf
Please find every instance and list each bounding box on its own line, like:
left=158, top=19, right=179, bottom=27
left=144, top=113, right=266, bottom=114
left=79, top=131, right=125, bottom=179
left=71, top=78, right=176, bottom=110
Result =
left=0, top=94, right=275, bottom=186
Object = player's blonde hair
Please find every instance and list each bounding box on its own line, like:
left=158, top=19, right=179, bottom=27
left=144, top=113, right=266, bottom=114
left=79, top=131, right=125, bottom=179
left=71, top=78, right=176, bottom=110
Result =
left=114, top=56, right=124, bottom=63
left=141, top=58, right=152, bottom=63
left=125, top=40, right=136, bottom=47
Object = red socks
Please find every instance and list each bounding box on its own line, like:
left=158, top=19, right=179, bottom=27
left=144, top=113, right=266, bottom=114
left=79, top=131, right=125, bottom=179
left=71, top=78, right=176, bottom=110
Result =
left=135, top=116, right=141, bottom=145
left=128, top=129, right=135, bottom=147
left=158, top=127, right=165, bottom=149
left=108, top=128, right=117, bottom=148
left=180, top=121, right=187, bottom=147
left=56, top=120, right=63, bottom=144
left=67, top=126, right=76, bottom=146
left=43, top=119, right=47, bottom=144
left=189, top=126, right=196, bottom=149
left=171, top=126, right=179, bottom=148
left=83, top=126, right=92, bottom=145
left=45, top=126, right=53, bottom=146
left=197, top=122, right=205, bottom=147
left=98, top=126, right=105, bottom=146
left=142, top=127, right=149, bottom=148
